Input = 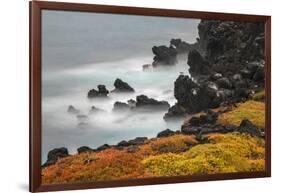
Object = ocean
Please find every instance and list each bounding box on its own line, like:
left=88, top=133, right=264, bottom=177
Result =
left=41, top=10, right=200, bottom=162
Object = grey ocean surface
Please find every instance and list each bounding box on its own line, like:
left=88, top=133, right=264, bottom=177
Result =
left=42, top=10, right=200, bottom=162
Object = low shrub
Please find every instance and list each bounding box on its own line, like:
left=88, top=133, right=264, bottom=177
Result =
left=142, top=133, right=265, bottom=176
left=42, top=133, right=265, bottom=184
left=218, top=100, right=265, bottom=128
left=42, top=149, right=149, bottom=184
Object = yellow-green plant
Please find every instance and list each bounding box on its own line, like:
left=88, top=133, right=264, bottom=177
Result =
left=218, top=100, right=265, bottom=128
left=42, top=133, right=265, bottom=184
left=253, top=90, right=265, bottom=101
left=142, top=133, right=265, bottom=176
left=149, top=134, right=197, bottom=154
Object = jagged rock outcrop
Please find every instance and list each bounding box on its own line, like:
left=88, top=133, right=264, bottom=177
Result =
left=181, top=119, right=263, bottom=137
left=188, top=49, right=211, bottom=75
left=180, top=109, right=263, bottom=139
left=156, top=129, right=175, bottom=138
left=116, top=137, right=148, bottom=147
left=188, top=110, right=219, bottom=126
left=174, top=75, right=222, bottom=113
left=112, top=78, right=135, bottom=92
left=170, top=38, right=199, bottom=54
left=238, top=119, right=264, bottom=137
left=127, top=99, right=136, bottom=108
left=164, top=71, right=258, bottom=120
left=87, top=85, right=109, bottom=98
left=136, top=95, right=170, bottom=110
left=195, top=20, right=265, bottom=77
left=215, top=77, right=232, bottom=89
left=164, top=20, right=265, bottom=120
left=127, top=137, right=148, bottom=145
left=198, top=20, right=264, bottom=62
left=77, top=146, right=94, bottom=154
left=96, top=144, right=111, bottom=151
left=186, top=20, right=265, bottom=90
left=117, top=140, right=131, bottom=147
left=152, top=45, right=177, bottom=67
left=163, top=103, right=187, bottom=121
left=42, top=147, right=69, bottom=167
left=113, top=95, right=169, bottom=113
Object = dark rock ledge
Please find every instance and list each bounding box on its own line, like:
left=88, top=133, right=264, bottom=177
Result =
left=181, top=109, right=264, bottom=142
left=42, top=113, right=263, bottom=167
left=42, top=147, right=69, bottom=168
left=88, top=85, right=109, bottom=98
left=152, top=45, right=177, bottom=67
left=162, top=20, right=265, bottom=120
left=113, top=95, right=170, bottom=112
left=112, top=78, right=135, bottom=92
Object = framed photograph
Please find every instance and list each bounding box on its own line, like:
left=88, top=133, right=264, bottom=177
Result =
left=30, top=1, right=271, bottom=192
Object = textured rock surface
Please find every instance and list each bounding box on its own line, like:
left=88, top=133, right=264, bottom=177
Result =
left=188, top=49, right=210, bottom=75
left=174, top=75, right=222, bottom=113
left=136, top=95, right=170, bottom=110
left=238, top=119, right=263, bottom=137
left=88, top=85, right=109, bottom=98
left=42, top=147, right=69, bottom=167
left=77, top=146, right=94, bottom=154
left=164, top=20, right=265, bottom=120
left=152, top=45, right=177, bottom=67
left=157, top=129, right=175, bottom=138
left=170, top=38, right=199, bottom=54
left=113, top=78, right=135, bottom=92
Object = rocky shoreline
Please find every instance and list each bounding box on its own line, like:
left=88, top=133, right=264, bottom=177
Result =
left=42, top=19, right=266, bottom=172
left=43, top=106, right=264, bottom=167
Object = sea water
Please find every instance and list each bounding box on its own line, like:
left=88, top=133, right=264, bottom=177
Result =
left=41, top=10, right=199, bottom=162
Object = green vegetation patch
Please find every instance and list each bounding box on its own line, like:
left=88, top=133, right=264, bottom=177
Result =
left=218, top=100, right=265, bottom=128
left=142, top=133, right=265, bottom=176
left=253, top=90, right=265, bottom=102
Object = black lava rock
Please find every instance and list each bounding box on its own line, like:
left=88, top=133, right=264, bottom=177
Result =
left=163, top=104, right=186, bottom=121
left=188, top=49, right=211, bottom=75
left=96, top=144, right=111, bottom=151
left=128, top=137, right=148, bottom=145
left=238, top=119, right=263, bottom=137
left=77, top=146, right=94, bottom=154
left=174, top=75, right=221, bottom=113
left=88, top=85, right=109, bottom=98
left=152, top=45, right=177, bottom=67
left=117, top=140, right=131, bottom=147
left=157, top=129, right=175, bottom=138
left=136, top=95, right=170, bottom=110
left=42, top=147, right=69, bottom=167
left=113, top=78, right=135, bottom=92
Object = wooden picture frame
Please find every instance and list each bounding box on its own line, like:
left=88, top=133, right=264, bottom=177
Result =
left=30, top=1, right=271, bottom=192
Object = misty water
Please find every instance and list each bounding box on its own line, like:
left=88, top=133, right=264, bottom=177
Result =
left=42, top=10, right=200, bottom=162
